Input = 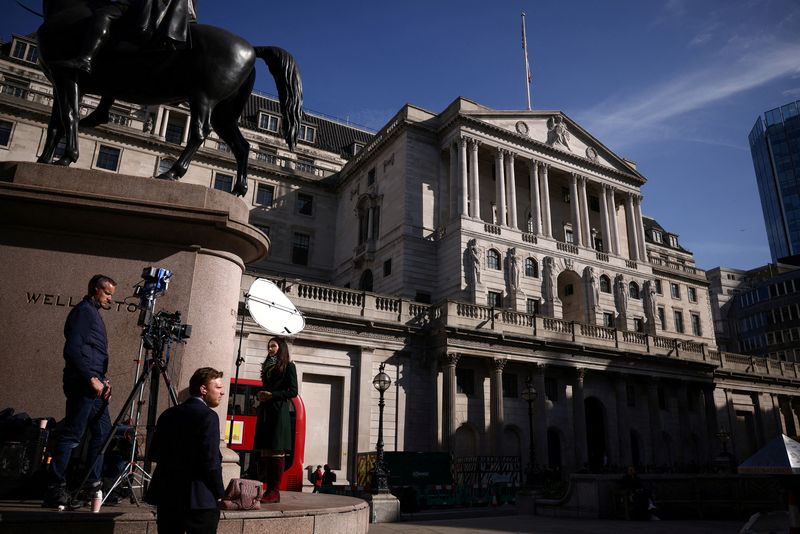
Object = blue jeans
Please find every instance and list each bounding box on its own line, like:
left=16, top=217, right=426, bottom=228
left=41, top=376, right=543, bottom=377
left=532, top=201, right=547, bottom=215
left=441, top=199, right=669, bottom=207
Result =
left=50, top=394, right=112, bottom=485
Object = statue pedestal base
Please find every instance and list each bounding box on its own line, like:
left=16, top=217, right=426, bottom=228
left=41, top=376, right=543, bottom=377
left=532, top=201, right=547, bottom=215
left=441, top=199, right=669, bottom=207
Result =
left=0, top=162, right=268, bottom=482
left=365, top=492, right=401, bottom=523
left=541, top=298, right=562, bottom=319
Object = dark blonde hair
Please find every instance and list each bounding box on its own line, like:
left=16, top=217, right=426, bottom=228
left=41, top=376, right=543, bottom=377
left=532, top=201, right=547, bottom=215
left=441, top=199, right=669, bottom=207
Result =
left=189, top=367, right=224, bottom=396
left=264, top=337, right=291, bottom=375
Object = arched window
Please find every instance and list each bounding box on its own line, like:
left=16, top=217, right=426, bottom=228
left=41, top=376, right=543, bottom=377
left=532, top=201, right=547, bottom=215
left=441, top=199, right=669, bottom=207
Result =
left=359, top=269, right=373, bottom=292
left=487, top=249, right=501, bottom=270
left=525, top=257, right=538, bottom=277
left=629, top=281, right=640, bottom=299
left=599, top=275, right=611, bottom=293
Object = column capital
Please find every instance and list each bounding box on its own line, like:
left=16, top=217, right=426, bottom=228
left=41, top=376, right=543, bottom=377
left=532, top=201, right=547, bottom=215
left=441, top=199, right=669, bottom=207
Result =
left=495, top=147, right=505, bottom=160
left=575, top=367, right=586, bottom=385
left=469, top=138, right=481, bottom=150
left=441, top=352, right=460, bottom=367
left=457, top=135, right=468, bottom=147
left=491, top=358, right=507, bottom=372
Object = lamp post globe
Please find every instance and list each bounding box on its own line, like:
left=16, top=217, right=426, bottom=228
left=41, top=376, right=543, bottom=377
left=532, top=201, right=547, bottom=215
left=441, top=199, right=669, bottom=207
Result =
left=372, top=363, right=391, bottom=493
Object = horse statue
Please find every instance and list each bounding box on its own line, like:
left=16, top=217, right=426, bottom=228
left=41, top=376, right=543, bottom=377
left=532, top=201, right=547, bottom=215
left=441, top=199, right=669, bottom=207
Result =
left=35, top=0, right=303, bottom=197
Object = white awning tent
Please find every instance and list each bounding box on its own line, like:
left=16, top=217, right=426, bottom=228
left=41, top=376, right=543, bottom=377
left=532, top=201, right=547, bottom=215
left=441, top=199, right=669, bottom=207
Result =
left=738, top=434, right=800, bottom=475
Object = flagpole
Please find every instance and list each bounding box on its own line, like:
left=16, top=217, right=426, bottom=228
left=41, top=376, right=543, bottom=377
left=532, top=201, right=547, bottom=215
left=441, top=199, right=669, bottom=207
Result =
left=521, top=12, right=532, bottom=110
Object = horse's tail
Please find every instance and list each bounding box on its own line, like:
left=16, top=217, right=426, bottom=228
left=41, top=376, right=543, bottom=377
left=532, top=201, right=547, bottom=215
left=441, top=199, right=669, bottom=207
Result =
left=255, top=46, right=303, bottom=151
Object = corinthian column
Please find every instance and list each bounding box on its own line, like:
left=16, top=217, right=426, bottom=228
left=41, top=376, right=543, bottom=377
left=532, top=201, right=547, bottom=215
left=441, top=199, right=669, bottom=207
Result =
left=441, top=353, right=460, bottom=451
left=506, top=152, right=518, bottom=229
left=578, top=176, right=591, bottom=247
left=633, top=194, right=647, bottom=261
left=599, top=185, right=611, bottom=253
left=607, top=187, right=620, bottom=255
left=495, top=149, right=506, bottom=226
left=469, top=139, right=481, bottom=219
left=570, top=174, right=582, bottom=246
left=573, top=369, right=587, bottom=466
left=625, top=193, right=640, bottom=261
left=529, top=160, right=541, bottom=234
left=540, top=164, right=552, bottom=237
left=458, top=136, right=468, bottom=216
left=490, top=358, right=506, bottom=455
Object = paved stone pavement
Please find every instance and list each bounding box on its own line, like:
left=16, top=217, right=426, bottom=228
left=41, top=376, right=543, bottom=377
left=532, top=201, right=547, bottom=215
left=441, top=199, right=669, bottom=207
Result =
left=369, top=514, right=743, bottom=533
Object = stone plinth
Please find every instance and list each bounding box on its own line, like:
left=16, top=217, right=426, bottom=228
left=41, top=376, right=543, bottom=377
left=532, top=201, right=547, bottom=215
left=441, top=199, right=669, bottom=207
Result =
left=364, top=492, right=400, bottom=523
left=0, top=162, right=268, bottom=479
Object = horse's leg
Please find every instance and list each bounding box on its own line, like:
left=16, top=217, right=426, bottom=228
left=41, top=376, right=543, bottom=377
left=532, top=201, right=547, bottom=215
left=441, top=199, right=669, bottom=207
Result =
left=157, top=99, right=211, bottom=181
left=210, top=71, right=255, bottom=197
left=38, top=105, right=64, bottom=164
left=81, top=94, right=113, bottom=128
left=51, top=71, right=81, bottom=166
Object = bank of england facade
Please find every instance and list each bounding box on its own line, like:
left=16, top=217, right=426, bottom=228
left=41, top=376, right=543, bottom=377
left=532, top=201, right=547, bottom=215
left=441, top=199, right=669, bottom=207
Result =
left=2, top=33, right=797, bottom=483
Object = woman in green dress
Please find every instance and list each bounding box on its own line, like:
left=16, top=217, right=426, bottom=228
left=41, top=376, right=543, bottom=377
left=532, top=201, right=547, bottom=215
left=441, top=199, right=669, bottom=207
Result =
left=254, top=337, right=298, bottom=503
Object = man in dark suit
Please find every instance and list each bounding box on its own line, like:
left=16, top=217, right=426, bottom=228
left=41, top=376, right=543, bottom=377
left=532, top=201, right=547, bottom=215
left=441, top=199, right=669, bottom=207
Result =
left=44, top=274, right=116, bottom=509
left=146, top=367, right=225, bottom=534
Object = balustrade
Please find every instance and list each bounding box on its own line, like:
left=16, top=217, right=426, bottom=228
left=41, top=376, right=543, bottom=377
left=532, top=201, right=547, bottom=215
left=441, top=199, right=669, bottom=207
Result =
left=556, top=242, right=579, bottom=255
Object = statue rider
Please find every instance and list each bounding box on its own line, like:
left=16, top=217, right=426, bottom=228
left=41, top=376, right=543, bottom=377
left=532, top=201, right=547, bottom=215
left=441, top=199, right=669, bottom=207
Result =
left=50, top=0, right=198, bottom=75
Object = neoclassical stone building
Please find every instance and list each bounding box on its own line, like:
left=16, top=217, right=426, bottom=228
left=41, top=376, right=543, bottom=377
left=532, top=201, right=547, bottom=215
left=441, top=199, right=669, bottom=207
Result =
left=2, top=32, right=798, bottom=484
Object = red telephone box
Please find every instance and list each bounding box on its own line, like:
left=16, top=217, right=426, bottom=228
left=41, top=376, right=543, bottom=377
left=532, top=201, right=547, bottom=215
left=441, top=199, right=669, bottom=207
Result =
left=226, top=378, right=306, bottom=491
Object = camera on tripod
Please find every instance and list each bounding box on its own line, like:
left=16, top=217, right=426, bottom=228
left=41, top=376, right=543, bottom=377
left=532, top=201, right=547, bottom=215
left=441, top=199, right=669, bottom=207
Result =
left=133, top=267, right=191, bottom=349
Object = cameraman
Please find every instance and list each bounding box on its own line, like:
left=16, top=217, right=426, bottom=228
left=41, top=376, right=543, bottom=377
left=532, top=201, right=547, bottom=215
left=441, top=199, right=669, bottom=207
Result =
left=43, top=274, right=116, bottom=509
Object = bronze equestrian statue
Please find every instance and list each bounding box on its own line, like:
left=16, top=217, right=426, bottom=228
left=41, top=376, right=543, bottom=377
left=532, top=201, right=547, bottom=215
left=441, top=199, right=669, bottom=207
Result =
left=36, top=0, right=303, bottom=197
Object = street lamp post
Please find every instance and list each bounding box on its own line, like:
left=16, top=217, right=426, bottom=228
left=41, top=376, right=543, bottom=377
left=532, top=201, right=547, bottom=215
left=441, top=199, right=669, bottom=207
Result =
left=372, top=363, right=392, bottom=494
left=520, top=377, right=538, bottom=487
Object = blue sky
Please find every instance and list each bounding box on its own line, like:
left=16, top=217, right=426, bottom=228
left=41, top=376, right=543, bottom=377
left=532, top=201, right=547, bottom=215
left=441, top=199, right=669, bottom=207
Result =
left=4, top=0, right=799, bottom=270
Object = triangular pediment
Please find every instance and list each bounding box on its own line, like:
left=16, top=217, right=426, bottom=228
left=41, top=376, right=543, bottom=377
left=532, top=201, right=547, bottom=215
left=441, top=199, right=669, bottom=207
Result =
left=446, top=99, right=643, bottom=181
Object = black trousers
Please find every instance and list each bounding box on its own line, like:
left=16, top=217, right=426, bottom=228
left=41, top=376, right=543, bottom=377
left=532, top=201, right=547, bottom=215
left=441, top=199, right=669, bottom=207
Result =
left=156, top=507, right=219, bottom=534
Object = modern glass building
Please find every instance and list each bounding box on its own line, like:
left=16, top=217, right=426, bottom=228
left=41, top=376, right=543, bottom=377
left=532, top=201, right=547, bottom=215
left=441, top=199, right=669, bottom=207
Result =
left=749, top=100, right=800, bottom=263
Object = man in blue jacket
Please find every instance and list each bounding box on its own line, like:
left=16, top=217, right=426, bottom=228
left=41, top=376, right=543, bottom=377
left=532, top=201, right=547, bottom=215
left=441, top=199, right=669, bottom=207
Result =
left=43, top=274, right=117, bottom=509
left=146, top=367, right=226, bottom=534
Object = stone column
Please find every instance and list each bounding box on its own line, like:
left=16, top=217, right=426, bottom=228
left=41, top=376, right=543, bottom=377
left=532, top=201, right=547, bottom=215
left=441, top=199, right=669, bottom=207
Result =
left=529, top=160, right=541, bottom=235
left=625, top=193, right=640, bottom=261
left=540, top=164, right=552, bottom=237
left=154, top=106, right=165, bottom=138
left=779, top=395, right=799, bottom=436
left=366, top=207, right=374, bottom=240
left=159, top=108, right=171, bottom=138
left=533, top=364, right=548, bottom=467
left=607, top=187, right=620, bottom=255
left=458, top=136, right=469, bottom=217
left=676, top=382, right=691, bottom=465
left=703, top=384, right=720, bottom=459
left=751, top=393, right=767, bottom=448
left=614, top=375, right=631, bottom=467
left=569, top=174, right=582, bottom=246
left=182, top=113, right=191, bottom=145
left=441, top=353, right=460, bottom=451
left=469, top=139, right=481, bottom=219
left=578, top=176, right=591, bottom=248
left=599, top=185, right=611, bottom=254
left=490, top=358, right=506, bottom=455
left=573, top=368, right=588, bottom=467
left=449, top=143, right=458, bottom=220
left=356, top=348, right=375, bottom=455
left=495, top=149, right=506, bottom=227
left=647, top=378, right=662, bottom=465
left=633, top=195, right=647, bottom=261
left=505, top=153, right=518, bottom=229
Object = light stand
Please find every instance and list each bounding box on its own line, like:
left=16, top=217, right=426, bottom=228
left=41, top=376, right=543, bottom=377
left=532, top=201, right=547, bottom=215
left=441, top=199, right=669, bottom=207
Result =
left=228, top=308, right=246, bottom=446
left=372, top=363, right=391, bottom=494
left=521, top=377, right=538, bottom=488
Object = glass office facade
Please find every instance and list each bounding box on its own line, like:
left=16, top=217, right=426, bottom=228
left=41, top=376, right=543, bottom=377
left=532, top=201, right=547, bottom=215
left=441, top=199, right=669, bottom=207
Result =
left=749, top=100, right=800, bottom=262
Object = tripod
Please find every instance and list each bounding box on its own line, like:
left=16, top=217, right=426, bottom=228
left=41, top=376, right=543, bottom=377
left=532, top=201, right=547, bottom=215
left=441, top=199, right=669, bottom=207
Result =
left=74, top=335, right=180, bottom=506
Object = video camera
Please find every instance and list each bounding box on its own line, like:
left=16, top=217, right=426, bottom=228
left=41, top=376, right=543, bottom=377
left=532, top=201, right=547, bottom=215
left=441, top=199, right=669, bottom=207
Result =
left=132, top=266, right=191, bottom=350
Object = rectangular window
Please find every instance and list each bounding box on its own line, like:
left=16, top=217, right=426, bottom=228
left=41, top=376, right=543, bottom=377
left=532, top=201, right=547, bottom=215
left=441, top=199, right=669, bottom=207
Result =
left=26, top=45, right=38, bottom=63
left=654, top=279, right=662, bottom=295
left=671, top=283, right=681, bottom=299
left=691, top=314, right=702, bottom=336
left=291, top=232, right=310, bottom=265
left=299, top=124, right=316, bottom=143
left=456, top=368, right=474, bottom=395
left=213, top=173, right=233, bottom=193
left=487, top=291, right=503, bottom=308
left=12, top=41, right=26, bottom=59
left=96, top=145, right=121, bottom=171
left=633, top=318, right=644, bottom=332
left=657, top=307, right=666, bottom=330
left=502, top=373, right=518, bottom=398
left=383, top=258, right=392, bottom=277
left=256, top=183, right=274, bottom=206
left=544, top=377, right=558, bottom=402
left=589, top=195, right=600, bottom=212
left=674, top=310, right=685, bottom=333
left=296, top=193, right=313, bottom=215
left=367, top=167, right=376, bottom=185
left=165, top=121, right=184, bottom=145
left=565, top=228, right=574, bottom=244
left=688, top=287, right=697, bottom=302
left=603, top=312, right=614, bottom=328
left=0, top=119, right=13, bottom=147
left=526, top=298, right=540, bottom=315
left=562, top=187, right=570, bottom=203
left=626, top=383, right=636, bottom=407
left=258, top=113, right=280, bottom=132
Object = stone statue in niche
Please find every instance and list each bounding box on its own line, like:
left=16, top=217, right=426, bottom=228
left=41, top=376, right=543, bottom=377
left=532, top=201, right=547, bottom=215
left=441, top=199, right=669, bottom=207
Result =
left=466, top=239, right=481, bottom=286
left=584, top=266, right=599, bottom=312
left=507, top=247, right=520, bottom=293
left=642, top=280, right=657, bottom=325
left=542, top=256, right=557, bottom=302
left=547, top=116, right=571, bottom=151
left=614, top=274, right=628, bottom=317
